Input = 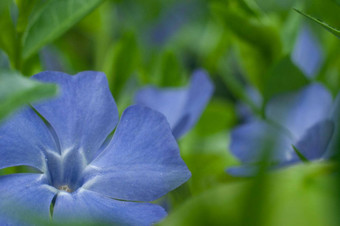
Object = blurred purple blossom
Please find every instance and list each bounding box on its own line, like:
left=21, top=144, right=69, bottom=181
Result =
left=135, top=69, right=214, bottom=139
left=228, top=83, right=339, bottom=176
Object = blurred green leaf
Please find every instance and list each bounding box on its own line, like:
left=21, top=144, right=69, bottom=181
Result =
left=180, top=131, right=231, bottom=156
left=182, top=151, right=236, bottom=195
left=326, top=93, right=340, bottom=159
left=179, top=131, right=238, bottom=194
left=20, top=52, right=43, bottom=76
left=160, top=162, right=338, bottom=226
left=305, top=0, right=340, bottom=31
left=254, top=0, right=297, bottom=12
left=295, top=9, right=340, bottom=39
left=292, top=145, right=309, bottom=162
left=103, top=32, right=140, bottom=98
left=155, top=49, right=185, bottom=87
left=194, top=99, right=236, bottom=136
left=218, top=64, right=263, bottom=116
left=262, top=56, right=309, bottom=103
left=160, top=180, right=248, bottom=226
left=211, top=2, right=282, bottom=91
left=192, top=20, right=231, bottom=74
left=115, top=76, right=139, bottom=115
left=22, top=0, right=104, bottom=60
left=0, top=71, right=58, bottom=121
left=235, top=40, right=270, bottom=91
left=211, top=3, right=282, bottom=60
left=281, top=8, right=303, bottom=54
left=14, top=0, right=39, bottom=34
left=0, top=0, right=19, bottom=68
left=238, top=0, right=262, bottom=17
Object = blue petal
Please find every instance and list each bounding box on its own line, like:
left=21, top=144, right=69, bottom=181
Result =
left=292, top=26, right=323, bottom=78
left=0, top=174, right=57, bottom=224
left=266, top=83, right=332, bottom=140
left=85, top=105, right=191, bottom=202
left=135, top=87, right=187, bottom=129
left=295, top=120, right=334, bottom=160
left=32, top=71, right=119, bottom=163
left=53, top=189, right=166, bottom=226
left=135, top=69, right=214, bottom=139
left=230, top=120, right=295, bottom=163
left=0, top=107, right=58, bottom=172
left=82, top=164, right=190, bottom=202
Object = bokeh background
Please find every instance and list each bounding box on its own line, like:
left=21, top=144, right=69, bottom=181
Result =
left=1, top=0, right=340, bottom=225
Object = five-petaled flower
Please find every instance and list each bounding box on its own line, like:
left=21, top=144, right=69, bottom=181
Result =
left=0, top=71, right=191, bottom=225
left=135, top=69, right=214, bottom=139
left=228, top=83, right=340, bottom=176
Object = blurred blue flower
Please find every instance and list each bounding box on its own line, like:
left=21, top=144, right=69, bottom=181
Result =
left=134, top=70, right=214, bottom=139
left=0, top=71, right=191, bottom=225
left=228, top=83, right=339, bottom=176
left=40, top=47, right=66, bottom=71
left=147, top=1, right=200, bottom=45
left=292, top=26, right=323, bottom=78
left=236, top=27, right=323, bottom=125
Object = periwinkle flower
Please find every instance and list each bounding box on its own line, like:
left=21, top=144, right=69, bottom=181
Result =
left=134, top=70, right=214, bottom=139
left=236, top=27, right=323, bottom=125
left=0, top=71, right=191, bottom=225
left=228, top=83, right=339, bottom=176
left=292, top=26, right=323, bottom=78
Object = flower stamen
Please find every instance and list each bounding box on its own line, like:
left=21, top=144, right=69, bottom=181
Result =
left=58, top=185, right=72, bottom=193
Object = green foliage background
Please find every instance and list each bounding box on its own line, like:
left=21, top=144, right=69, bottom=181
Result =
left=0, top=0, right=340, bottom=225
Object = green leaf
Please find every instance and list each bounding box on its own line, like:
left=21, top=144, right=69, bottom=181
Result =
left=177, top=130, right=238, bottom=194
left=193, top=99, right=236, bottom=137
left=22, top=0, right=105, bottom=60
left=0, top=71, right=58, bottom=121
left=103, top=31, right=140, bottom=98
left=211, top=2, right=282, bottom=91
left=162, top=179, right=248, bottom=226
left=292, top=145, right=309, bottom=162
left=0, top=0, right=19, bottom=68
left=218, top=65, right=263, bottom=116
left=211, top=2, right=282, bottom=59
left=15, top=0, right=39, bottom=34
left=281, top=7, right=303, bottom=54
left=160, top=162, right=338, bottom=226
left=327, top=94, right=340, bottom=159
left=238, top=0, right=262, bottom=18
left=155, top=49, right=185, bottom=87
left=294, top=9, right=340, bottom=39
left=262, top=56, right=309, bottom=103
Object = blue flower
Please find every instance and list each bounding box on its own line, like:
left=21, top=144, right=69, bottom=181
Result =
left=292, top=26, right=323, bottom=78
left=228, top=83, right=339, bottom=176
left=0, top=71, right=191, bottom=225
left=134, top=70, right=214, bottom=139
